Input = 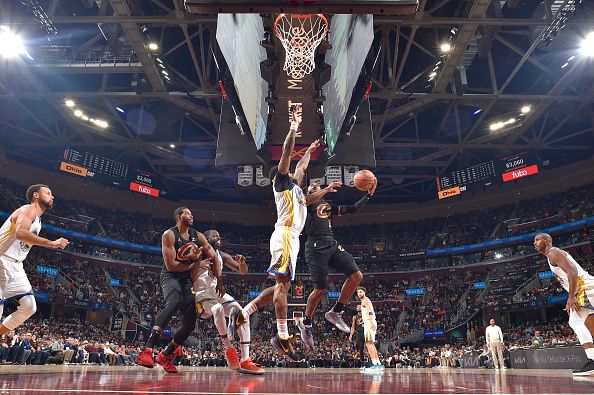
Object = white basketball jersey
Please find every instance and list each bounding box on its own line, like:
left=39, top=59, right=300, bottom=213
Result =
left=273, top=183, right=307, bottom=234
left=192, top=250, right=223, bottom=299
left=361, top=297, right=375, bottom=326
left=547, top=247, right=594, bottom=305
left=0, top=207, right=42, bottom=262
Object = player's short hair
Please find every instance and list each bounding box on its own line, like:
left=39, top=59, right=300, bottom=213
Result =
left=174, top=207, right=188, bottom=221
left=535, top=232, right=552, bottom=243
left=26, top=184, right=49, bottom=202
left=357, top=286, right=366, bottom=293
left=268, top=166, right=279, bottom=181
left=204, top=229, right=218, bottom=240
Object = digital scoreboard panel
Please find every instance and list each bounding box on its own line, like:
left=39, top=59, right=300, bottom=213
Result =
left=60, top=148, right=161, bottom=197
left=437, top=160, right=497, bottom=191
left=437, top=152, right=540, bottom=200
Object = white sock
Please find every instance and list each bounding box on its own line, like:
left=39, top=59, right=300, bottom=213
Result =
left=276, top=319, right=289, bottom=339
left=243, top=302, right=258, bottom=316
left=240, top=342, right=250, bottom=362
left=585, top=348, right=594, bottom=360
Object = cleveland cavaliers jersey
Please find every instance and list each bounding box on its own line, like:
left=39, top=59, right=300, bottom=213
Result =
left=273, top=174, right=307, bottom=234
left=0, top=207, right=42, bottom=262
left=547, top=247, right=594, bottom=307
left=192, top=250, right=223, bottom=300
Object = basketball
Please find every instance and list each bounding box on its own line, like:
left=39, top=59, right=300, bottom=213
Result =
left=353, top=170, right=376, bottom=191
left=176, top=242, right=200, bottom=262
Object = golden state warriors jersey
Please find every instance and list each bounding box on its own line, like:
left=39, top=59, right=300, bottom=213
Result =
left=273, top=180, right=307, bottom=235
left=0, top=207, right=42, bottom=262
left=548, top=247, right=594, bottom=308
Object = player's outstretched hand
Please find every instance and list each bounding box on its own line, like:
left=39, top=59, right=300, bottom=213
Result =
left=325, top=181, right=342, bottom=193
left=234, top=254, right=246, bottom=265
left=290, top=104, right=302, bottom=125
left=51, top=238, right=69, bottom=249
left=307, top=139, right=320, bottom=152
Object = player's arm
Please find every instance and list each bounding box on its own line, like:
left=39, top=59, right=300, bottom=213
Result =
left=278, top=105, right=302, bottom=176
left=305, top=181, right=342, bottom=205
left=13, top=207, right=69, bottom=249
left=221, top=251, right=248, bottom=275
left=162, top=230, right=195, bottom=272
left=336, top=193, right=372, bottom=216
left=349, top=316, right=356, bottom=341
left=196, top=232, right=225, bottom=296
left=548, top=248, right=581, bottom=313
left=363, top=298, right=377, bottom=329
left=294, top=139, right=320, bottom=185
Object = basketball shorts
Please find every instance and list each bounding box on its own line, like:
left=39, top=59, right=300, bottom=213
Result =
left=364, top=323, right=376, bottom=343
left=305, top=238, right=360, bottom=289
left=0, top=256, right=33, bottom=302
left=160, top=270, right=194, bottom=308
left=194, top=292, right=241, bottom=320
left=268, top=227, right=300, bottom=281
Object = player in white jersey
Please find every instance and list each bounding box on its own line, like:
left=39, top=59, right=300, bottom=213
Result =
left=534, top=233, right=594, bottom=375
left=192, top=230, right=263, bottom=375
left=0, top=184, right=69, bottom=336
left=239, top=105, right=317, bottom=362
left=357, top=287, right=384, bottom=372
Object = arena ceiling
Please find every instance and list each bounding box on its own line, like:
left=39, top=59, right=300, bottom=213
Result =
left=0, top=0, right=593, bottom=204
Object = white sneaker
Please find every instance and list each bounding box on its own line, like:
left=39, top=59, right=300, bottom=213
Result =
left=325, top=310, right=350, bottom=333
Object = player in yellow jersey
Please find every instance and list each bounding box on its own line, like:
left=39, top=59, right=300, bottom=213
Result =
left=534, top=233, right=594, bottom=375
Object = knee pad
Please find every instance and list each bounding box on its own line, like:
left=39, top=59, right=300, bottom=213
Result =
left=569, top=310, right=593, bottom=345
left=2, top=295, right=36, bottom=330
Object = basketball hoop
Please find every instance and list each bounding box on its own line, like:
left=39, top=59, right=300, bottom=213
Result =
left=274, top=13, right=329, bottom=80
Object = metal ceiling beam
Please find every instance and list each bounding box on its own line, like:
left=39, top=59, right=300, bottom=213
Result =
left=26, top=64, right=144, bottom=74
left=0, top=91, right=218, bottom=99
left=432, top=0, right=494, bottom=93
left=9, top=16, right=586, bottom=27
left=109, top=0, right=167, bottom=93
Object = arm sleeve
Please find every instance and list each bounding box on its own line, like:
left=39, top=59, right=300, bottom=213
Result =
left=337, top=194, right=371, bottom=216
left=273, top=173, right=291, bottom=192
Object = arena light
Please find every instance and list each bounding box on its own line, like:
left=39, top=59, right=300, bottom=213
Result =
left=64, top=99, right=75, bottom=108
left=580, top=32, right=594, bottom=57
left=490, top=122, right=504, bottom=131
left=161, top=70, right=169, bottom=76
left=81, top=115, right=89, bottom=121
left=495, top=253, right=503, bottom=259
left=147, top=42, right=159, bottom=51
left=115, top=106, right=125, bottom=114
left=169, top=144, right=176, bottom=148
left=0, top=26, right=26, bottom=58
left=521, top=105, right=531, bottom=114
left=440, top=43, right=452, bottom=53
left=74, top=109, right=83, bottom=117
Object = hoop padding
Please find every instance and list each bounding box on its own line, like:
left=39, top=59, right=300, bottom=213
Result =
left=274, top=14, right=328, bottom=80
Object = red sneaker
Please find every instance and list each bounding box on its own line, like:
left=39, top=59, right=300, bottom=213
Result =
left=225, top=346, right=240, bottom=370
left=238, top=358, right=265, bottom=375
left=135, top=348, right=154, bottom=368
left=156, top=351, right=177, bottom=373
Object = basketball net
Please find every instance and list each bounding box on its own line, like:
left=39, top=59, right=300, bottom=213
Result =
left=274, top=14, right=329, bottom=80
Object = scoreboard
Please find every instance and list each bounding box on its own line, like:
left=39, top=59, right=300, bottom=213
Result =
left=437, top=151, right=540, bottom=200
left=60, top=148, right=161, bottom=197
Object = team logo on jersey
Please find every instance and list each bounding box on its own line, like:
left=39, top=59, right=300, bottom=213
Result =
left=317, top=203, right=332, bottom=218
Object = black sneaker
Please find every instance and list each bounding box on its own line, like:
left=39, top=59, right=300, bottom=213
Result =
left=572, top=359, right=594, bottom=376
left=270, top=335, right=300, bottom=362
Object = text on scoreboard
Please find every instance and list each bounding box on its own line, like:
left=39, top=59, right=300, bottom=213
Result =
left=60, top=147, right=161, bottom=197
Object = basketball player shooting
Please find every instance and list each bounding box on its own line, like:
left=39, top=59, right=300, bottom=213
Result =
left=534, top=233, right=594, bottom=375
left=136, top=207, right=223, bottom=373
left=0, top=184, right=69, bottom=336
left=192, top=229, right=264, bottom=375
left=295, top=176, right=376, bottom=349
